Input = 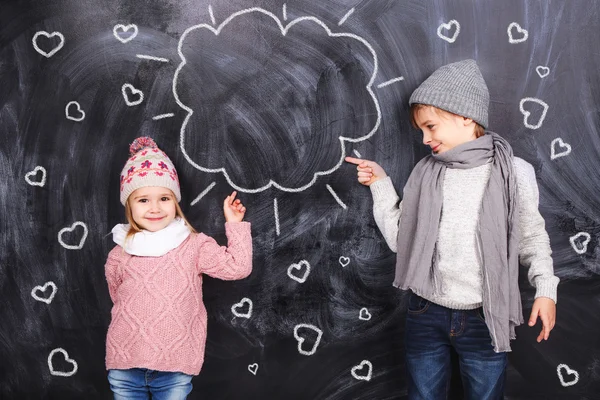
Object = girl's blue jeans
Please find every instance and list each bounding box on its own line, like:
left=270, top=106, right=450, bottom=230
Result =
left=108, top=368, right=193, bottom=400
left=405, top=293, right=507, bottom=400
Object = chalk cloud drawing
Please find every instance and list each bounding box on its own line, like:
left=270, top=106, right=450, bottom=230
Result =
left=339, top=256, right=350, bottom=267
left=507, top=22, right=528, bottom=43
left=293, top=324, right=323, bottom=356
left=359, top=307, right=371, bottom=321
left=550, top=138, right=571, bottom=160
left=173, top=7, right=381, bottom=193
left=32, top=31, right=65, bottom=58
left=48, top=348, right=78, bottom=377
left=231, top=297, right=253, bottom=318
left=122, top=84, right=144, bottom=106
left=248, top=363, right=259, bottom=375
left=58, top=222, right=88, bottom=250
left=351, top=360, right=373, bottom=381
left=31, top=281, right=57, bottom=304
left=437, top=20, right=460, bottom=43
left=557, top=363, right=579, bottom=387
left=569, top=232, right=591, bottom=255
left=113, top=24, right=138, bottom=43
left=519, top=97, right=549, bottom=129
left=536, top=66, right=550, bottom=78
left=287, top=260, right=311, bottom=283
left=25, top=166, right=47, bottom=187
left=65, top=101, right=85, bottom=122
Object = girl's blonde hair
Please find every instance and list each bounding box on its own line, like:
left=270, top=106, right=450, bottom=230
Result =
left=124, top=191, right=197, bottom=241
left=410, top=104, right=485, bottom=138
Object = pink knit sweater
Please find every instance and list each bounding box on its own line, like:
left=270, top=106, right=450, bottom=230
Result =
left=104, top=222, right=252, bottom=375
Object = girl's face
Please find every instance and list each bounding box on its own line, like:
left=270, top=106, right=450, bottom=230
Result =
left=128, top=186, right=177, bottom=232
left=414, top=106, right=477, bottom=154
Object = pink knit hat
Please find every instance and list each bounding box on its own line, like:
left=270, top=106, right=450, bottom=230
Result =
left=119, top=137, right=181, bottom=205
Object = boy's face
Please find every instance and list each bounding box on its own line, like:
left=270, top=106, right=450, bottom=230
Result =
left=414, top=106, right=477, bottom=154
left=128, top=186, right=177, bottom=232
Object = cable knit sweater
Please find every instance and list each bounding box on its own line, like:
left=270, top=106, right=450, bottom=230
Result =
left=370, top=157, right=558, bottom=309
left=104, top=221, right=252, bottom=375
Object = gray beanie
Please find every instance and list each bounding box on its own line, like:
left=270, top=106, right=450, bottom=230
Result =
left=409, top=59, right=489, bottom=128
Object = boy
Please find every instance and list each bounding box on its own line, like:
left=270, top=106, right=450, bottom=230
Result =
left=346, top=59, right=558, bottom=399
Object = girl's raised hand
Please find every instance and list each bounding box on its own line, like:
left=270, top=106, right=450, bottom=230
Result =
left=223, top=191, right=246, bottom=222
left=345, top=157, right=388, bottom=186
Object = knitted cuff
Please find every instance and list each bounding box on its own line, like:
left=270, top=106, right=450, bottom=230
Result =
left=369, top=176, right=398, bottom=203
left=534, top=276, right=560, bottom=304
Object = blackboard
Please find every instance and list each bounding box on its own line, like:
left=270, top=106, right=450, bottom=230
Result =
left=1, top=0, right=599, bottom=398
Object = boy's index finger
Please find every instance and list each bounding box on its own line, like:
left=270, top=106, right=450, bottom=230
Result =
left=344, top=156, right=364, bottom=165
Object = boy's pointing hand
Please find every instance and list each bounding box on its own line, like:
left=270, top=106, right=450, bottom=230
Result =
left=345, top=157, right=388, bottom=187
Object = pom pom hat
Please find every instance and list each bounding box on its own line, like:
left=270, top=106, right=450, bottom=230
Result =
left=119, top=137, right=181, bottom=205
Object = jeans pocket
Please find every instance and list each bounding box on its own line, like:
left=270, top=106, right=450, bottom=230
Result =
left=475, top=307, right=486, bottom=323
left=407, top=293, right=430, bottom=314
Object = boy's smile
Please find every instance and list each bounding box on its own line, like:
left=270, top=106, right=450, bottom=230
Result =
left=415, top=106, right=479, bottom=154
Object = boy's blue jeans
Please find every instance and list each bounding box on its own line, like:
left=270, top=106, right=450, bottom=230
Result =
left=405, top=293, right=507, bottom=400
left=108, top=368, right=193, bottom=400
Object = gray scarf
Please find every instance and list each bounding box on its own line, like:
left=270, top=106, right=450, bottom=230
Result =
left=394, top=132, right=523, bottom=352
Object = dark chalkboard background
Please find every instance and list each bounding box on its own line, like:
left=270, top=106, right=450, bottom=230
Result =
left=1, top=0, right=599, bottom=398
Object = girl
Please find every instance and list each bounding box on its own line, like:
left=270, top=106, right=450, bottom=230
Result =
left=346, top=59, right=558, bottom=399
left=105, top=137, right=252, bottom=399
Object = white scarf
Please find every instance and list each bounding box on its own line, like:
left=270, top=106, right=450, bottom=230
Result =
left=111, top=217, right=191, bottom=257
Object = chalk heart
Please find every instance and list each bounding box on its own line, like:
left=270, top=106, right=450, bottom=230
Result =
left=57, top=222, right=88, bottom=250
left=507, top=22, right=528, bottom=44
left=536, top=66, right=550, bottom=78
left=25, top=166, right=47, bottom=187
left=351, top=360, right=373, bottom=382
left=359, top=307, right=372, bottom=321
left=293, top=324, right=323, bottom=356
left=31, top=281, right=57, bottom=304
left=519, top=97, right=549, bottom=130
left=122, top=84, right=144, bottom=106
left=65, top=101, right=85, bottom=122
left=556, top=363, right=579, bottom=387
left=32, top=31, right=65, bottom=58
left=48, top=348, right=78, bottom=377
left=247, top=363, right=259, bottom=375
left=569, top=232, right=591, bottom=255
left=113, top=24, right=139, bottom=43
left=550, top=138, right=571, bottom=160
left=338, top=256, right=350, bottom=268
left=437, top=20, right=460, bottom=43
left=231, top=297, right=253, bottom=319
left=287, top=260, right=310, bottom=283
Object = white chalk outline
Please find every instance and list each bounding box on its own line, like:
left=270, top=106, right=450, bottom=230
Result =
left=25, top=166, right=47, bottom=187
left=48, top=348, right=78, bottom=377
left=550, top=138, right=571, bottom=160
left=57, top=222, right=88, bottom=250
left=287, top=260, right=311, bottom=283
left=353, top=149, right=362, bottom=158
left=32, top=31, right=65, bottom=58
left=65, top=101, right=85, bottom=122
left=248, top=363, right=259, bottom=375
left=519, top=97, right=549, bottom=130
left=274, top=198, right=280, bottom=236
left=437, top=20, right=460, bottom=43
left=152, top=113, right=175, bottom=120
left=293, top=324, right=323, bottom=356
left=377, top=76, right=404, bottom=88
left=339, top=256, right=350, bottom=267
left=209, top=5, right=216, bottom=25
left=536, top=66, right=550, bottom=78
left=569, top=232, right=591, bottom=255
left=338, top=8, right=355, bottom=26
left=31, top=281, right=57, bottom=304
left=557, top=363, right=579, bottom=387
left=173, top=7, right=382, bottom=193
left=359, top=307, right=371, bottom=321
left=326, top=184, right=347, bottom=210
left=231, top=297, right=253, bottom=318
left=136, top=54, right=170, bottom=63
left=113, top=24, right=138, bottom=43
left=283, top=4, right=287, bottom=21
left=190, top=182, right=216, bottom=206
left=351, top=360, right=373, bottom=381
left=121, top=83, right=144, bottom=106
left=507, top=22, right=528, bottom=44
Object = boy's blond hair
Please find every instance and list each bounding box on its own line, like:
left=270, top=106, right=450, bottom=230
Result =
left=410, top=104, right=485, bottom=138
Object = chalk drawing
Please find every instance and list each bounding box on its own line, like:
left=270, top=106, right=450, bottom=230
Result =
left=351, top=360, right=373, bottom=381
left=48, top=348, right=78, bottom=377
left=57, top=222, right=88, bottom=250
left=569, top=232, right=591, bottom=255
left=122, top=83, right=144, bottom=106
left=536, top=66, right=550, bottom=78
left=437, top=20, right=460, bottom=43
left=231, top=297, right=253, bottom=318
left=136, top=54, right=169, bottom=63
left=248, top=363, right=259, bottom=375
left=557, top=363, right=579, bottom=387
left=32, top=31, right=65, bottom=58
left=359, top=307, right=371, bottom=321
left=519, top=97, right=548, bottom=129
left=287, top=260, right=311, bottom=283
left=190, top=182, right=216, bottom=206
left=113, top=24, right=138, bottom=43
left=65, top=101, right=85, bottom=122
left=31, top=281, right=57, bottom=304
left=508, top=22, right=528, bottom=43
left=25, top=166, right=47, bottom=187
left=338, top=8, right=355, bottom=26
left=326, top=184, right=347, bottom=210
left=293, top=324, right=323, bottom=356
left=550, top=138, right=571, bottom=160
left=377, top=77, right=404, bottom=89
left=339, top=256, right=350, bottom=267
